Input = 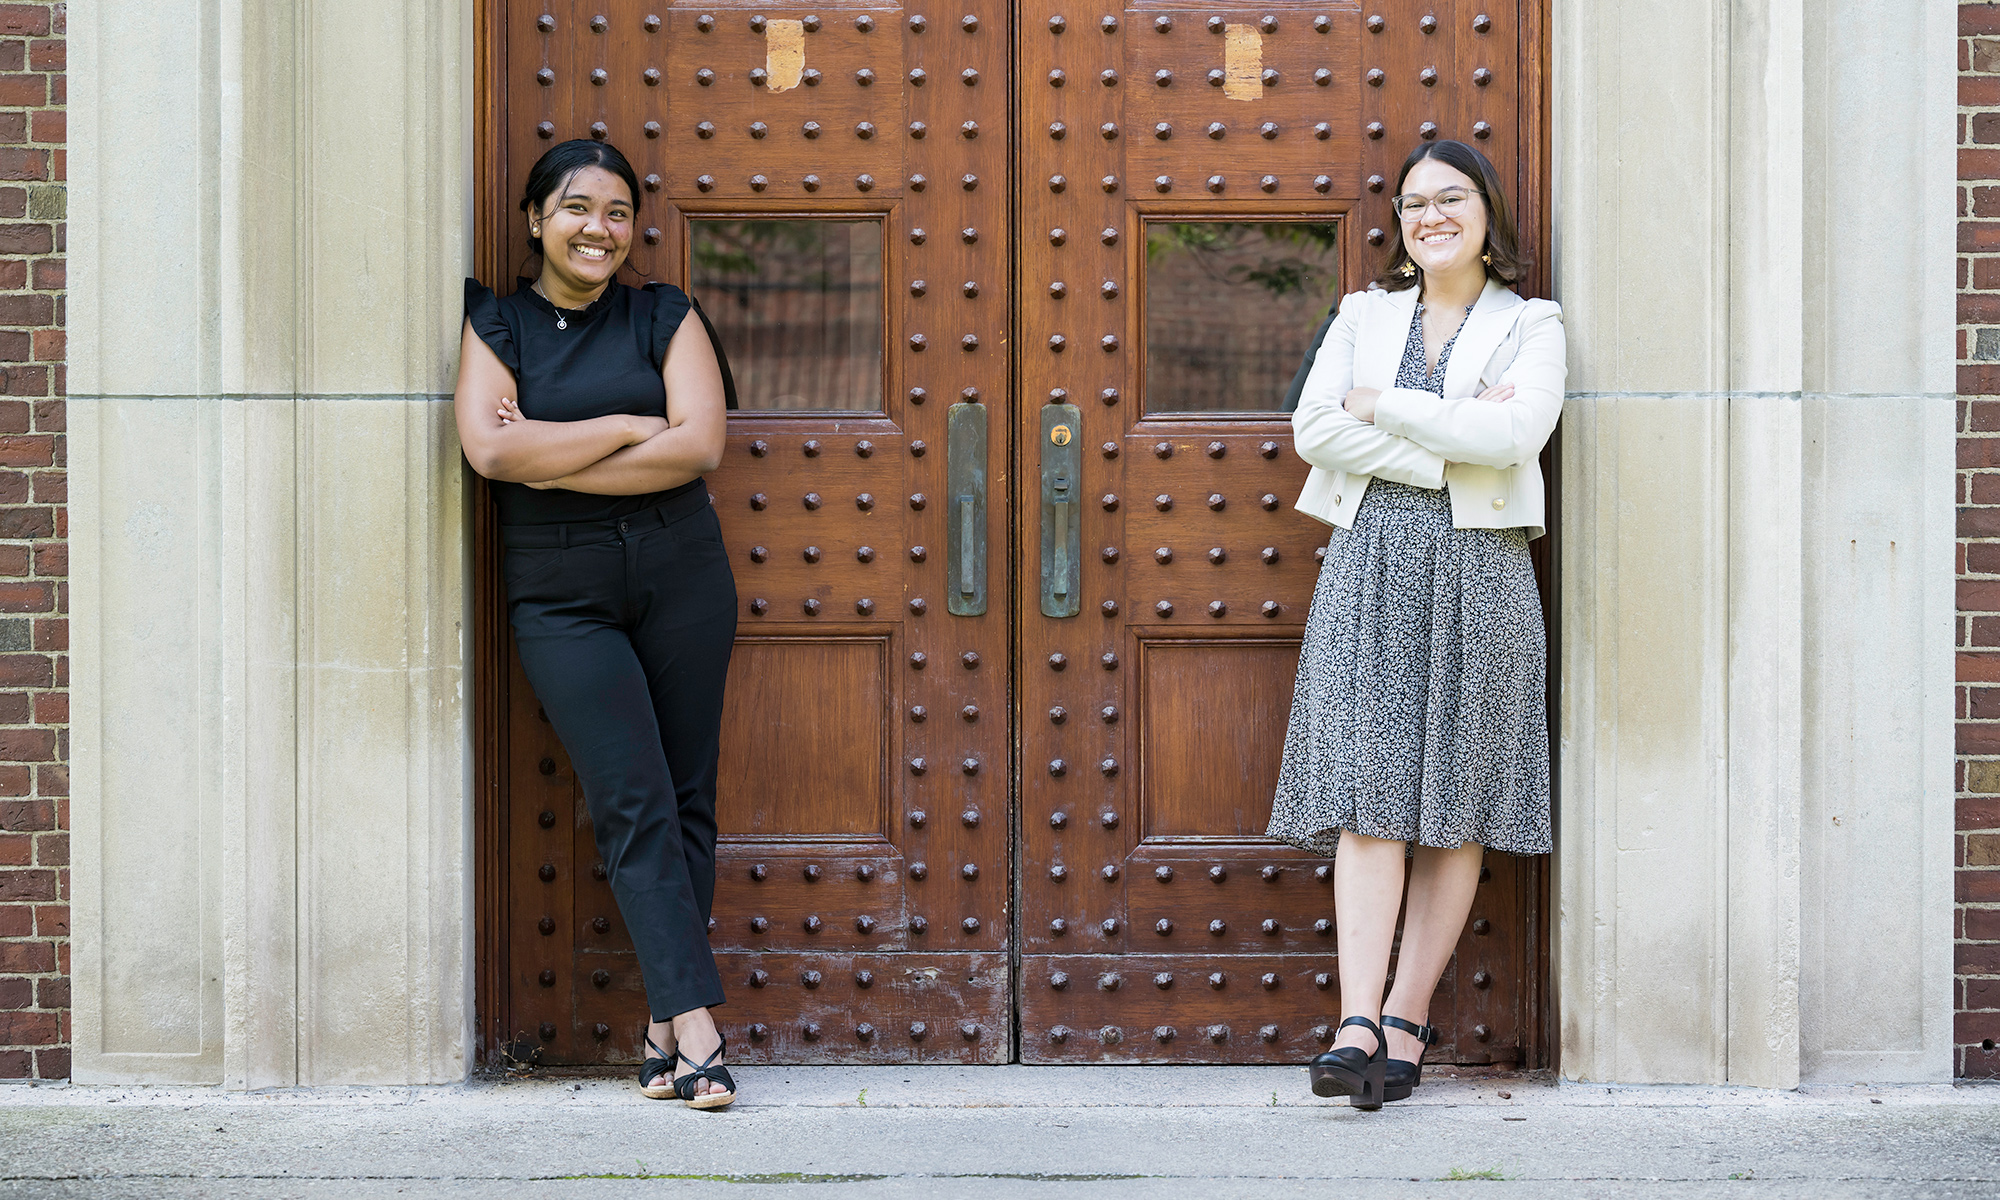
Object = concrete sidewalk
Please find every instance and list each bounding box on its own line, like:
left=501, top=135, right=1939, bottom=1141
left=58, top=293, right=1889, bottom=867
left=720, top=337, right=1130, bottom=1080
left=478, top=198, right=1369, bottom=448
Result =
left=1, top=1067, right=1995, bottom=1198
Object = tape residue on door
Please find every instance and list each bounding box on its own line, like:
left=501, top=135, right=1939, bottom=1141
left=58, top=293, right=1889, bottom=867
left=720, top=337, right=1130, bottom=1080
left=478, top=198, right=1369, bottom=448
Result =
left=1224, top=24, right=1261, bottom=101
left=765, top=18, right=806, bottom=92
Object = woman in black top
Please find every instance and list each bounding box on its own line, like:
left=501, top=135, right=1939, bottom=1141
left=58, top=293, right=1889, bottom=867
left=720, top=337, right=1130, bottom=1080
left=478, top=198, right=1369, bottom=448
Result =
left=456, top=140, right=739, bottom=1108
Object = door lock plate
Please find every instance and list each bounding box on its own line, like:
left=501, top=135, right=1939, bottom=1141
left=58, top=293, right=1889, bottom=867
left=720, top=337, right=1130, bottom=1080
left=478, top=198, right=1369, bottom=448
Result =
left=1039, top=403, right=1083, bottom=617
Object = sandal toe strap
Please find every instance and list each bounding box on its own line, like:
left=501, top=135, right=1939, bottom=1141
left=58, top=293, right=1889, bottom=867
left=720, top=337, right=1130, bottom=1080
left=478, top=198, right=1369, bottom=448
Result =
left=640, top=1056, right=672, bottom=1088
left=672, top=1036, right=735, bottom=1100
left=640, top=1030, right=675, bottom=1088
left=674, top=1063, right=735, bottom=1101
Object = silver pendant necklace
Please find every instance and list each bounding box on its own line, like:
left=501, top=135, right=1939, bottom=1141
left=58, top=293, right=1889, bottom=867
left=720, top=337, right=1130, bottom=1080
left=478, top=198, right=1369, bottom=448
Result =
left=532, top=280, right=576, bottom=330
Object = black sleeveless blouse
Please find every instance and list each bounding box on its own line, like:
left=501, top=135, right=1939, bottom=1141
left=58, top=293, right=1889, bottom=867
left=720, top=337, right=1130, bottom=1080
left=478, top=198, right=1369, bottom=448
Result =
left=463, top=277, right=735, bottom=526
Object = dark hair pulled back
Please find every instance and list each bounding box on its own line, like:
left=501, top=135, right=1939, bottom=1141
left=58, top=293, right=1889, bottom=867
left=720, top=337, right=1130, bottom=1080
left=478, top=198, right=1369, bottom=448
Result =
left=1371, top=139, right=1525, bottom=293
left=519, top=139, right=642, bottom=264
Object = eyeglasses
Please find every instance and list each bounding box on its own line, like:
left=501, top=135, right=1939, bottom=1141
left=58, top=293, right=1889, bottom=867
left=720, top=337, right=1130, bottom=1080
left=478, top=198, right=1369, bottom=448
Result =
left=1390, top=188, right=1485, bottom=222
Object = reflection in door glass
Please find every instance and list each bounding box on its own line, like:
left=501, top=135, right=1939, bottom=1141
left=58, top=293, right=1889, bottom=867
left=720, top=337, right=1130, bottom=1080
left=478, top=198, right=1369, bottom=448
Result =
left=1143, top=222, right=1341, bottom=414
left=689, top=219, right=885, bottom=412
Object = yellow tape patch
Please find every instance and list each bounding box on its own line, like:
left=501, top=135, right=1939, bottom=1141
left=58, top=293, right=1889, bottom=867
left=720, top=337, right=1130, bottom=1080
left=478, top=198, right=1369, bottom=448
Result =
left=765, top=18, right=805, bottom=92
left=1224, top=24, right=1261, bottom=101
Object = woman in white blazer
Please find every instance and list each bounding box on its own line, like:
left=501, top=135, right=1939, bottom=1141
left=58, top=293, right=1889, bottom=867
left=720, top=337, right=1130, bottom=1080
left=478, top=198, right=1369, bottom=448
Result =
left=1265, top=140, right=1565, bottom=1108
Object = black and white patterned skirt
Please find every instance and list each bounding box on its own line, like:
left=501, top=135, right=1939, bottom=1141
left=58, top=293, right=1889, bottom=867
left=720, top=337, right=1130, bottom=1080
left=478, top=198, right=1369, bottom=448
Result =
left=1266, top=480, right=1552, bottom=857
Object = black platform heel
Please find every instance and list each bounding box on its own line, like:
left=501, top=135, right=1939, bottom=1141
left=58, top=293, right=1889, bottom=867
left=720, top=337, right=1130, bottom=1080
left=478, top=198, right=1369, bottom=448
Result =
left=672, top=1031, right=737, bottom=1110
left=638, top=1029, right=676, bottom=1101
left=1308, top=1015, right=1388, bottom=1110
left=1380, top=1014, right=1439, bottom=1103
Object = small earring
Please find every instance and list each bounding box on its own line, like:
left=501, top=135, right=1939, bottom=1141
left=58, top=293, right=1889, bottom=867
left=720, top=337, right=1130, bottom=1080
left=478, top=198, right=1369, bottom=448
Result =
left=1399, top=261, right=1417, bottom=278
left=1481, top=251, right=1492, bottom=266
left=531, top=225, right=542, bottom=236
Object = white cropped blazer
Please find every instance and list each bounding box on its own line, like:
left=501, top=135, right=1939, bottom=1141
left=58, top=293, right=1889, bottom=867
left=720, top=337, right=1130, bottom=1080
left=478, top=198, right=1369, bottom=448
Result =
left=1291, top=278, right=1566, bottom=540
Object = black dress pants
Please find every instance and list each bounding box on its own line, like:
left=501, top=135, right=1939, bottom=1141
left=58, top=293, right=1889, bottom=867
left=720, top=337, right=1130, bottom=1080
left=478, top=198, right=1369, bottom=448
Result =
left=503, top=485, right=738, bottom=1021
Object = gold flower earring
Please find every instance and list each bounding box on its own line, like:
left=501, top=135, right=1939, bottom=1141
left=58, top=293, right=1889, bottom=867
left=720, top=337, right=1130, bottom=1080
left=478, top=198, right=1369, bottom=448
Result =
left=1481, top=251, right=1492, bottom=265
left=1399, top=261, right=1417, bottom=278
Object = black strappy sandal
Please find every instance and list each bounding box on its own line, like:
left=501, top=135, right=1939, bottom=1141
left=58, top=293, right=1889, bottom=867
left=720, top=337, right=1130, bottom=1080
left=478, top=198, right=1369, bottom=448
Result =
left=638, top=1029, right=677, bottom=1101
left=1381, top=1014, right=1440, bottom=1102
left=672, top=1031, right=737, bottom=1110
left=1309, top=1015, right=1388, bottom=1110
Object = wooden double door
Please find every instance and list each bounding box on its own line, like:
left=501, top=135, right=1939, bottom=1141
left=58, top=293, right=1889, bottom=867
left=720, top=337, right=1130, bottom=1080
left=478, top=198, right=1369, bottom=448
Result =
left=476, top=0, right=1548, bottom=1066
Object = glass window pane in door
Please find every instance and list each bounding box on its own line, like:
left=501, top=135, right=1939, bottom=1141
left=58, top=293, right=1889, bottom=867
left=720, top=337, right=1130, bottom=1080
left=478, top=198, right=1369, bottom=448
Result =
left=688, top=219, right=885, bottom=412
left=1142, top=221, right=1342, bottom=415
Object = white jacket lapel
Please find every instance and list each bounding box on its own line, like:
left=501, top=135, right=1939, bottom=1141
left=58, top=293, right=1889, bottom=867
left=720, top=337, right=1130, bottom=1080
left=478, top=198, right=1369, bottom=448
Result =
left=1440, top=278, right=1522, bottom=399
left=1354, top=286, right=1419, bottom=389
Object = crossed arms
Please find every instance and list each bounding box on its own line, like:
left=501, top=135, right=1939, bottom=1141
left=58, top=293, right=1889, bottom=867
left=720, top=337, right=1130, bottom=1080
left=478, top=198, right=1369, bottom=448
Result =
left=453, top=316, right=728, bottom=495
left=1291, top=299, right=1565, bottom=484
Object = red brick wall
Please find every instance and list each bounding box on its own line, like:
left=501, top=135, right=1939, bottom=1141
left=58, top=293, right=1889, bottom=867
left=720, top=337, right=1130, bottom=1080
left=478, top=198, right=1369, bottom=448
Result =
left=0, top=0, right=63, bottom=1081
left=1960, top=1, right=2000, bottom=1081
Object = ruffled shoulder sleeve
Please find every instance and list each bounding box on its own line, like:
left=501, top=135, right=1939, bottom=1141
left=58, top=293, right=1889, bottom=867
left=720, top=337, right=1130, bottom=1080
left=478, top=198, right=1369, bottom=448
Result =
left=643, top=281, right=694, bottom=367
left=644, top=282, right=739, bottom=411
left=463, top=278, right=519, bottom=375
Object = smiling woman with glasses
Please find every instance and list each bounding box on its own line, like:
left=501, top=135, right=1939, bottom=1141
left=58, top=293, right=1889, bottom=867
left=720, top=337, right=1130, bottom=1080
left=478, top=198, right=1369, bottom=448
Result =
left=1265, top=139, right=1565, bottom=1108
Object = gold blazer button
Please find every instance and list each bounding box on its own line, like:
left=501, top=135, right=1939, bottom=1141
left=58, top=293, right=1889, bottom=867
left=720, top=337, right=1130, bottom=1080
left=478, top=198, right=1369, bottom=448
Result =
left=1333, top=495, right=1342, bottom=505
left=1491, top=498, right=1506, bottom=510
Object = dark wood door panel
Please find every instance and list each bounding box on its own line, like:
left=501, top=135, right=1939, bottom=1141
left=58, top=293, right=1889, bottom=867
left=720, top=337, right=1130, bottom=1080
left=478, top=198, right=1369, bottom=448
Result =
left=1118, top=6, right=1365, bottom=199
left=662, top=8, right=912, bottom=202
left=717, top=635, right=896, bottom=840
left=490, top=0, right=1014, bottom=1066
left=1021, top=954, right=1351, bottom=1064
left=1132, top=637, right=1300, bottom=834
left=483, top=0, right=1547, bottom=1069
left=1450, top=853, right=1529, bottom=1063
left=1122, top=844, right=1335, bottom=951
left=1016, top=939, right=1510, bottom=1064
left=502, top=647, right=582, bottom=1059
left=711, top=432, right=911, bottom=618
left=577, top=951, right=1009, bottom=1064
left=570, top=844, right=912, bottom=955
left=710, top=844, right=912, bottom=951
left=1111, top=432, right=1318, bottom=622
left=1015, top=0, right=1541, bottom=1064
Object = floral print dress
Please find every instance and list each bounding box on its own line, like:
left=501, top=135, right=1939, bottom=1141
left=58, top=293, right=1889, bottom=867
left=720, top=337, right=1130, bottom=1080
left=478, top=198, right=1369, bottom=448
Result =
left=1266, top=301, right=1553, bottom=857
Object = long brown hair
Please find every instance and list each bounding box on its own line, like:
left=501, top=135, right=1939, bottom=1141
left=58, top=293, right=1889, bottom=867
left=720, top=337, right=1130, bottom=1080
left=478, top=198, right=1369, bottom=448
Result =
left=1370, top=140, right=1525, bottom=292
